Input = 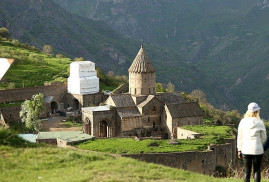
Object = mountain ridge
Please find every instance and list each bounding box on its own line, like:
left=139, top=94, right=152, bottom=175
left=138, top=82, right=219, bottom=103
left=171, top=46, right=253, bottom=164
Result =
left=53, top=0, right=269, bottom=118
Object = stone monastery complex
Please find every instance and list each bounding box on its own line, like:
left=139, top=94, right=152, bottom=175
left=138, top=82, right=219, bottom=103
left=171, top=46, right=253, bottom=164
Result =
left=0, top=46, right=238, bottom=175
left=79, top=45, right=204, bottom=138
left=0, top=45, right=204, bottom=139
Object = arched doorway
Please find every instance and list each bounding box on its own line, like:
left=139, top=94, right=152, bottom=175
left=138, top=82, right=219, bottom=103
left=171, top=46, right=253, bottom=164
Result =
left=100, top=120, right=108, bottom=137
left=51, top=101, right=58, bottom=114
left=74, top=99, right=79, bottom=110
left=83, top=117, right=91, bottom=135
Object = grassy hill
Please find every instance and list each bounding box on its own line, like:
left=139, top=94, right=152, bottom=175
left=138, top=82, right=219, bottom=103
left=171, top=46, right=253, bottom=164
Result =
left=0, top=128, right=245, bottom=182
left=0, top=39, right=119, bottom=91
left=1, top=145, right=247, bottom=182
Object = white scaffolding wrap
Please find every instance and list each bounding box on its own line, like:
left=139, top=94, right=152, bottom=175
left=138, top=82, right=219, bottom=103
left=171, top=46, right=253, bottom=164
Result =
left=0, top=58, right=13, bottom=81
left=68, top=61, right=99, bottom=95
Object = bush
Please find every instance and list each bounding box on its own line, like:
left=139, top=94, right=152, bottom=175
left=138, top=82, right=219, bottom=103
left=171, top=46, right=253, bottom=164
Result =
left=11, top=39, right=20, bottom=46
left=56, top=54, right=66, bottom=58
left=0, top=27, right=10, bottom=39
left=0, top=127, right=30, bottom=147
left=28, top=53, right=44, bottom=64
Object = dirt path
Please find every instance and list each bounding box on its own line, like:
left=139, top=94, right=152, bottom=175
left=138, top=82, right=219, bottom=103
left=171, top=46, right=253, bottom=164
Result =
left=41, top=116, right=82, bottom=132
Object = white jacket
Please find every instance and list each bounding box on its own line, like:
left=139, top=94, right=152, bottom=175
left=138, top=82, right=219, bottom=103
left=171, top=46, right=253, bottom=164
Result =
left=237, top=117, right=267, bottom=155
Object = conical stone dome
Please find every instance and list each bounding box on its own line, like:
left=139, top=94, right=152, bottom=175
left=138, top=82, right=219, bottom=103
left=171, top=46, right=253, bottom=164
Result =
left=129, top=45, right=156, bottom=96
left=128, top=45, right=156, bottom=73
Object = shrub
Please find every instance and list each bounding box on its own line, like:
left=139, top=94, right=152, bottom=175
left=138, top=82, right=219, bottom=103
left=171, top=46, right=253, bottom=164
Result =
left=0, top=127, right=30, bottom=147
left=42, top=45, right=53, bottom=54
left=0, top=27, right=10, bottom=38
left=11, top=39, right=20, bottom=46
left=28, top=53, right=44, bottom=64
left=56, top=54, right=66, bottom=58
left=74, top=57, right=85, bottom=61
left=7, top=82, right=15, bottom=89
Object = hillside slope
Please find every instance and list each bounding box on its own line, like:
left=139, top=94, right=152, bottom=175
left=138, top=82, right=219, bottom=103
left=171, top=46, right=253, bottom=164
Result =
left=0, top=39, right=121, bottom=91
left=0, top=144, right=244, bottom=182
left=54, top=0, right=269, bottom=118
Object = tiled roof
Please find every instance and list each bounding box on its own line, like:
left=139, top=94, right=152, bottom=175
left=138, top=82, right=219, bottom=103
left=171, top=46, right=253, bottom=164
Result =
left=137, top=95, right=155, bottom=108
left=155, top=92, right=186, bottom=104
left=166, top=102, right=204, bottom=118
left=117, top=107, right=141, bottom=118
left=110, top=94, right=136, bottom=108
left=128, top=46, right=156, bottom=73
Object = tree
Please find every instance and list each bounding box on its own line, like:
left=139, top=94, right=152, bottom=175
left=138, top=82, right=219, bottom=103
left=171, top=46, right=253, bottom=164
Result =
left=74, top=57, right=85, bottom=61
left=156, top=83, right=166, bottom=92
left=166, top=82, right=175, bottom=93
left=0, top=27, right=10, bottom=39
left=42, top=45, right=53, bottom=54
left=190, top=89, right=207, bottom=104
left=20, top=93, right=45, bottom=132
left=56, top=54, right=65, bottom=58
left=107, top=71, right=114, bottom=77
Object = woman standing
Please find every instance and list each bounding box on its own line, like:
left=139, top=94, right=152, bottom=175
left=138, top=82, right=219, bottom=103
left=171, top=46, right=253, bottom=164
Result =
left=237, top=102, right=267, bottom=182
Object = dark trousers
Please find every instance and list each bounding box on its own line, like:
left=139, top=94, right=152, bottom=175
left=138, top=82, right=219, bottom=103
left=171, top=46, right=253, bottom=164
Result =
left=242, top=154, right=263, bottom=182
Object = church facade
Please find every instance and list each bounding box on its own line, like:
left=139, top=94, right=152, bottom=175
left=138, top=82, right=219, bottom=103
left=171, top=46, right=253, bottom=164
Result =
left=81, top=45, right=204, bottom=138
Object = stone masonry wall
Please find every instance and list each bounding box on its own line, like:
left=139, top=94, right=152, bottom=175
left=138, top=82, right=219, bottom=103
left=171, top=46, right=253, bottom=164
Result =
left=122, top=139, right=236, bottom=175
left=0, top=84, right=67, bottom=103
left=0, top=106, right=21, bottom=123
left=122, top=151, right=215, bottom=175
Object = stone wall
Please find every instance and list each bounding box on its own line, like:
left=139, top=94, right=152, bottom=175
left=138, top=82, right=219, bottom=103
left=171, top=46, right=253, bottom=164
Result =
left=0, top=84, right=67, bottom=103
left=63, top=92, right=108, bottom=110
left=123, top=151, right=215, bottom=175
left=129, top=72, right=156, bottom=95
left=0, top=106, right=21, bottom=123
left=121, top=117, right=143, bottom=132
left=36, top=138, right=57, bottom=145
left=122, top=139, right=236, bottom=175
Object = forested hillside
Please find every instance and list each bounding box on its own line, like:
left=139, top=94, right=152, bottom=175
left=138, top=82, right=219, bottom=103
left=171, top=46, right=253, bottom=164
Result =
left=2, top=0, right=269, bottom=118
left=53, top=0, right=269, bottom=118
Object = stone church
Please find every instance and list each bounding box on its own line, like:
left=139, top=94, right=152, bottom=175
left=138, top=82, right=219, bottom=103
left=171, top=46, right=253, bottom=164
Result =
left=81, top=45, right=204, bottom=138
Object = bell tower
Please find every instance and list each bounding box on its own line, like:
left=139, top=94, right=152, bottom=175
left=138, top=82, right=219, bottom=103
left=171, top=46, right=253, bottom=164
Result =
left=128, top=44, right=156, bottom=95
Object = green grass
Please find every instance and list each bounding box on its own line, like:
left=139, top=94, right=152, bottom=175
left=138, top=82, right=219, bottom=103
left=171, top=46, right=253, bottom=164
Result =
left=62, top=120, right=82, bottom=127
left=77, top=125, right=234, bottom=154
left=0, top=100, right=24, bottom=108
left=0, top=127, right=261, bottom=182
left=0, top=145, right=247, bottom=182
left=0, top=40, right=120, bottom=90
left=182, top=125, right=234, bottom=139
left=0, top=41, right=71, bottom=88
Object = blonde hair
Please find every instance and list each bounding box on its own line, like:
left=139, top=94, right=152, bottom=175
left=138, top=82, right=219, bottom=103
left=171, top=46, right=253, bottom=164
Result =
left=244, top=110, right=260, bottom=119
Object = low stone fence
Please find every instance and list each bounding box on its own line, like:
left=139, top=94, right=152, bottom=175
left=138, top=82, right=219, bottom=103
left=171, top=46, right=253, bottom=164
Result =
left=0, top=106, right=21, bottom=123
left=122, top=138, right=236, bottom=175
left=0, top=84, right=67, bottom=103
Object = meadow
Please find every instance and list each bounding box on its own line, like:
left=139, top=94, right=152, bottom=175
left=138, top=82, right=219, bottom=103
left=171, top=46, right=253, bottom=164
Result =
left=77, top=125, right=234, bottom=154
